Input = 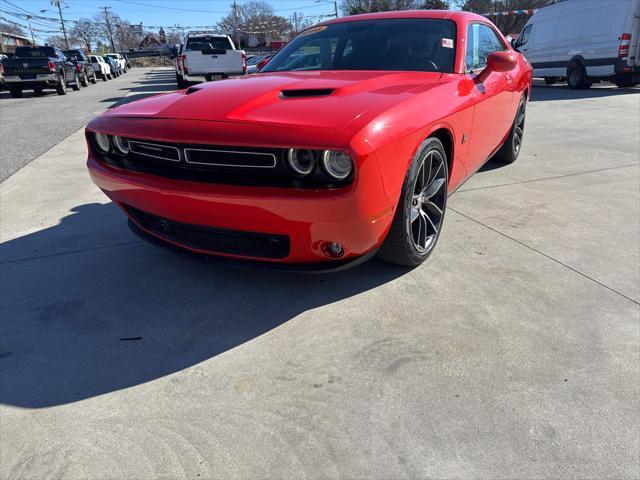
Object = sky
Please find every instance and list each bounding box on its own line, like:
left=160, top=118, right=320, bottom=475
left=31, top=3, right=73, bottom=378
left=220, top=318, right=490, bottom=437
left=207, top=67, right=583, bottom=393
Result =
left=3, top=0, right=343, bottom=42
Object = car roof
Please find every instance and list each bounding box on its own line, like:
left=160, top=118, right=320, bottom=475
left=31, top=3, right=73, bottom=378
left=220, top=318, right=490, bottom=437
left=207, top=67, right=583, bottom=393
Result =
left=319, top=9, right=486, bottom=25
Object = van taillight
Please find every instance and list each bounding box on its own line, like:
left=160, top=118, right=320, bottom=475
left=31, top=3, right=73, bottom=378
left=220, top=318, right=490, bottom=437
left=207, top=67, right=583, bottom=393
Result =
left=242, top=50, right=247, bottom=75
left=182, top=54, right=188, bottom=74
left=48, top=60, right=57, bottom=72
left=619, top=33, right=631, bottom=58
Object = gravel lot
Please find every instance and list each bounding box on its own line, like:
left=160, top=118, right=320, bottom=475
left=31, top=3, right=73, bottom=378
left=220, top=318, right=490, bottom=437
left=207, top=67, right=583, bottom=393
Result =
left=1, top=70, right=638, bottom=479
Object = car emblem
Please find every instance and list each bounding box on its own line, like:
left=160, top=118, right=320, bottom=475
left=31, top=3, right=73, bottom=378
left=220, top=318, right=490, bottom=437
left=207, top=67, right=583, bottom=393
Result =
left=23, top=63, right=28, bottom=68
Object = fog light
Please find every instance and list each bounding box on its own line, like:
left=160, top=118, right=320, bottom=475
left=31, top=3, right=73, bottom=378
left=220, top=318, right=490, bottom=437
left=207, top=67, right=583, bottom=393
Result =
left=322, top=150, right=353, bottom=180
left=324, top=241, right=344, bottom=258
left=287, top=148, right=316, bottom=175
left=93, top=132, right=111, bottom=153
left=112, top=135, right=130, bottom=155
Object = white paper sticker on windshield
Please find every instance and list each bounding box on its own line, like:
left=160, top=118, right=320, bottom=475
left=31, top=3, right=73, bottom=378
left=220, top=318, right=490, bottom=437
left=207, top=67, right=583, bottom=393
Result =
left=442, top=38, right=454, bottom=49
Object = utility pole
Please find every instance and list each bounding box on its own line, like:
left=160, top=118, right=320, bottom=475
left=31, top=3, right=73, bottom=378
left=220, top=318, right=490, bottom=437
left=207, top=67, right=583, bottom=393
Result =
left=52, top=0, right=69, bottom=48
left=25, top=16, right=36, bottom=45
left=232, top=0, right=241, bottom=48
left=333, top=0, right=338, bottom=18
left=101, top=6, right=116, bottom=52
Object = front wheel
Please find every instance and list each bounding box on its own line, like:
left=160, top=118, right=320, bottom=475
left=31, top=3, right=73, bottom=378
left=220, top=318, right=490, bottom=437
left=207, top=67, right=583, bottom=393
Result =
left=378, top=137, right=448, bottom=267
left=71, top=72, right=80, bottom=91
left=81, top=71, right=89, bottom=87
left=494, top=95, right=526, bottom=164
left=9, top=88, right=23, bottom=98
left=90, top=72, right=97, bottom=84
left=56, top=75, right=66, bottom=95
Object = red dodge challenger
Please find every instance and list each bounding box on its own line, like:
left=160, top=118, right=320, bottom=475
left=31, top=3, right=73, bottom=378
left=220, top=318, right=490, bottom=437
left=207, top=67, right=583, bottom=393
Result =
left=87, top=11, right=532, bottom=270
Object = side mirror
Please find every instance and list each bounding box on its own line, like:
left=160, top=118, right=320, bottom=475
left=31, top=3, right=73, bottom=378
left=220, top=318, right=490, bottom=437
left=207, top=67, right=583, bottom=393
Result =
left=256, top=58, right=270, bottom=72
left=486, top=51, right=517, bottom=73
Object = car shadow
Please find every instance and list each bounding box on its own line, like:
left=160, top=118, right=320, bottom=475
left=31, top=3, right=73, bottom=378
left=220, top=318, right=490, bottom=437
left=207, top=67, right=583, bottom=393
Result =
left=0, top=202, right=407, bottom=409
left=530, top=82, right=639, bottom=102
left=105, top=69, right=179, bottom=108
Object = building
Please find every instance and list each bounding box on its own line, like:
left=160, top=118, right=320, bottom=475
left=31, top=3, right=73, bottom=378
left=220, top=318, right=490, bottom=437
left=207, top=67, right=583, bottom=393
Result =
left=0, top=32, right=34, bottom=54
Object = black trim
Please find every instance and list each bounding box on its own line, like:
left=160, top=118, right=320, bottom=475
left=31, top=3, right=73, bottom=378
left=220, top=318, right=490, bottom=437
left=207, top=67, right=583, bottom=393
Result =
left=532, top=57, right=619, bottom=69
left=128, top=219, right=379, bottom=273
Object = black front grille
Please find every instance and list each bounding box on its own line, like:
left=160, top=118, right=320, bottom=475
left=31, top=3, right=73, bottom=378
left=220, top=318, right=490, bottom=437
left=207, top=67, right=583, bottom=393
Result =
left=125, top=205, right=290, bottom=259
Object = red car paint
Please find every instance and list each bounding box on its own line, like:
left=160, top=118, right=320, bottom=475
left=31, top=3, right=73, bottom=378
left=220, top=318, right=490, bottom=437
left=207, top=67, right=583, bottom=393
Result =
left=87, top=10, right=532, bottom=266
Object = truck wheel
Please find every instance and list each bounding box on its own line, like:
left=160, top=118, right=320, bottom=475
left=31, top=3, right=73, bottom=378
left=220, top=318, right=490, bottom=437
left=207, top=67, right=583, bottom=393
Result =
left=567, top=62, right=592, bottom=90
left=56, top=74, right=67, bottom=95
left=33, top=87, right=44, bottom=96
left=71, top=72, right=81, bottom=91
left=90, top=72, right=97, bottom=84
left=81, top=71, right=89, bottom=87
left=615, top=77, right=638, bottom=88
left=176, top=73, right=185, bottom=88
left=107, top=73, right=112, bottom=80
left=9, top=88, right=23, bottom=98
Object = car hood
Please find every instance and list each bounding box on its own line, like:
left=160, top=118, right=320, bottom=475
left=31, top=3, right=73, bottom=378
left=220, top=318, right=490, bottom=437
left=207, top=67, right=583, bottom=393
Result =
left=105, top=70, right=443, bottom=131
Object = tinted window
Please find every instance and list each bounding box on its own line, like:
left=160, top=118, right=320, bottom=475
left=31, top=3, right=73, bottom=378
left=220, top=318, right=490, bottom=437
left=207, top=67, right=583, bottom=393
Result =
left=466, top=23, right=505, bottom=71
left=186, top=36, right=233, bottom=51
left=15, top=47, right=57, bottom=58
left=263, top=19, right=457, bottom=73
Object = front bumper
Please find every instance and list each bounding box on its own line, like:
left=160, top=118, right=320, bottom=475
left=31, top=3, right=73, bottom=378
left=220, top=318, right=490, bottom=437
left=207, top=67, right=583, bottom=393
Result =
left=87, top=152, right=394, bottom=265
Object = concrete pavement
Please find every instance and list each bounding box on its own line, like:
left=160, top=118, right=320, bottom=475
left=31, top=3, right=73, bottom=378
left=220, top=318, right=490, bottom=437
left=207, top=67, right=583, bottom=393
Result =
left=1, top=79, right=638, bottom=479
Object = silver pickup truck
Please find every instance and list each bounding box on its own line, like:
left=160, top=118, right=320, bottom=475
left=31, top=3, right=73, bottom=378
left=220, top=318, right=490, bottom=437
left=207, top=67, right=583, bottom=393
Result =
left=178, top=32, right=245, bottom=87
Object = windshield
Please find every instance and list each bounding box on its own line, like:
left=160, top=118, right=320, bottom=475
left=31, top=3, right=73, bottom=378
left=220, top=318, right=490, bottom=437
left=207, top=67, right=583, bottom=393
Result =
left=262, top=18, right=456, bottom=73
left=65, top=52, right=83, bottom=61
left=186, top=36, right=233, bottom=51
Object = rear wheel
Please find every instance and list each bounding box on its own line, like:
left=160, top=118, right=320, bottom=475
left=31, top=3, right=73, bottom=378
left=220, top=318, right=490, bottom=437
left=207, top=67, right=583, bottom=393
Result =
left=56, top=74, right=66, bottom=95
left=494, top=95, right=527, bottom=164
left=90, top=72, right=97, bottom=84
left=80, top=71, right=89, bottom=87
left=379, top=137, right=448, bottom=267
left=9, top=88, right=23, bottom=98
left=567, top=62, right=592, bottom=89
left=33, top=87, right=44, bottom=95
left=107, top=73, right=112, bottom=80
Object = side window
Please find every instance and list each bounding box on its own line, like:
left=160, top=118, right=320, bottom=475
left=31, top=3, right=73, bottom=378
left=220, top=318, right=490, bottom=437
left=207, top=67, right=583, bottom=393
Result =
left=516, top=25, right=532, bottom=48
left=466, top=23, right=504, bottom=72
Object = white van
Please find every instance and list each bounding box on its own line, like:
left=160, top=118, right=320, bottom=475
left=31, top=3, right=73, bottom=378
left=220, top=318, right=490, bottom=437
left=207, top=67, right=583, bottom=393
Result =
left=514, top=0, right=640, bottom=88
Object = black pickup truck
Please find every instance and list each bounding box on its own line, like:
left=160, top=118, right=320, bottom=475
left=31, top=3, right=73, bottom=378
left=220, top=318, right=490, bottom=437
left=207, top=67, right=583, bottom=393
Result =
left=1, top=46, right=80, bottom=97
left=63, top=49, right=98, bottom=86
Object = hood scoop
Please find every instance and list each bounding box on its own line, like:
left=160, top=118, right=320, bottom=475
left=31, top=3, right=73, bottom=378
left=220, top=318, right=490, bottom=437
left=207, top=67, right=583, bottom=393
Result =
left=280, top=88, right=335, bottom=99
left=185, top=86, right=202, bottom=95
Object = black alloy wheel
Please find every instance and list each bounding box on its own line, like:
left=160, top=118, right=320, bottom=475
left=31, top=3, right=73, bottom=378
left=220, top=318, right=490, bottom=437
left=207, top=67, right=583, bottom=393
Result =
left=81, top=71, right=89, bottom=87
left=494, top=95, right=526, bottom=164
left=56, top=74, right=66, bottom=95
left=71, top=72, right=80, bottom=91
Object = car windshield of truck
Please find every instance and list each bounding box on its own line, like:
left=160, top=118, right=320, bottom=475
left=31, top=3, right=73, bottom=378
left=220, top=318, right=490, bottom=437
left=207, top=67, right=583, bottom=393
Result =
left=262, top=18, right=457, bottom=73
left=186, top=36, right=233, bottom=52
left=65, top=52, right=83, bottom=61
left=15, top=47, right=57, bottom=58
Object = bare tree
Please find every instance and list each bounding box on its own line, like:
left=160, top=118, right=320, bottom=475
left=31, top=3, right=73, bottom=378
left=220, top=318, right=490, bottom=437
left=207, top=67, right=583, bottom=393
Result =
left=342, top=0, right=417, bottom=15
left=70, top=18, right=99, bottom=51
left=454, top=0, right=553, bottom=33
left=218, top=1, right=292, bottom=47
left=419, top=0, right=450, bottom=8
left=0, top=22, right=26, bottom=37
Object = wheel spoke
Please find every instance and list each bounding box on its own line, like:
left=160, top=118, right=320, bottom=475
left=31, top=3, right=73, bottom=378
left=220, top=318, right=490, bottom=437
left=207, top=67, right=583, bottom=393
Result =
left=424, top=200, right=443, bottom=216
left=422, top=177, right=445, bottom=199
left=410, top=205, right=420, bottom=223
left=422, top=209, right=439, bottom=236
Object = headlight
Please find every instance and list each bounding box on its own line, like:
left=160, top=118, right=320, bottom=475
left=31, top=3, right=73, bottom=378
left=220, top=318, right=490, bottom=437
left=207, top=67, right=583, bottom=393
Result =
left=322, top=150, right=353, bottom=180
left=93, top=132, right=111, bottom=154
left=287, top=148, right=316, bottom=175
left=112, top=135, right=129, bottom=155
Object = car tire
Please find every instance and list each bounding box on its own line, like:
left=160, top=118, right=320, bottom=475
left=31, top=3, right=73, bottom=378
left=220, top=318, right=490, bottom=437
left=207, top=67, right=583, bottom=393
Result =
left=615, top=78, right=638, bottom=88
left=81, top=71, right=89, bottom=87
left=90, top=72, right=97, bottom=84
left=56, top=74, right=66, bottom=95
left=176, top=73, right=185, bottom=88
left=494, top=95, right=527, bottom=164
left=567, top=62, right=592, bottom=89
left=71, top=72, right=80, bottom=91
left=9, top=88, right=23, bottom=98
left=107, top=73, right=112, bottom=80
left=378, top=137, right=448, bottom=267
left=33, top=87, right=44, bottom=96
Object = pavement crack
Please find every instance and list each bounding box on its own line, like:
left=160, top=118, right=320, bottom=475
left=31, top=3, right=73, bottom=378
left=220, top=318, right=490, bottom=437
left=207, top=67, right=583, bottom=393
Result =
left=450, top=208, right=640, bottom=306
left=0, top=240, right=143, bottom=265
left=457, top=163, right=640, bottom=193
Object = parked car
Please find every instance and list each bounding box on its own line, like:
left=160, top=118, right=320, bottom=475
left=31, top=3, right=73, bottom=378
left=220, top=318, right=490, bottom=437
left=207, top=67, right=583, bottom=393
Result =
left=86, top=11, right=532, bottom=269
left=105, top=53, right=127, bottom=73
left=90, top=55, right=112, bottom=81
left=64, top=49, right=98, bottom=86
left=179, top=31, right=245, bottom=85
left=175, top=43, right=186, bottom=87
left=514, top=0, right=640, bottom=88
left=247, top=54, right=273, bottom=74
left=1, top=46, right=79, bottom=97
left=104, top=55, right=121, bottom=78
